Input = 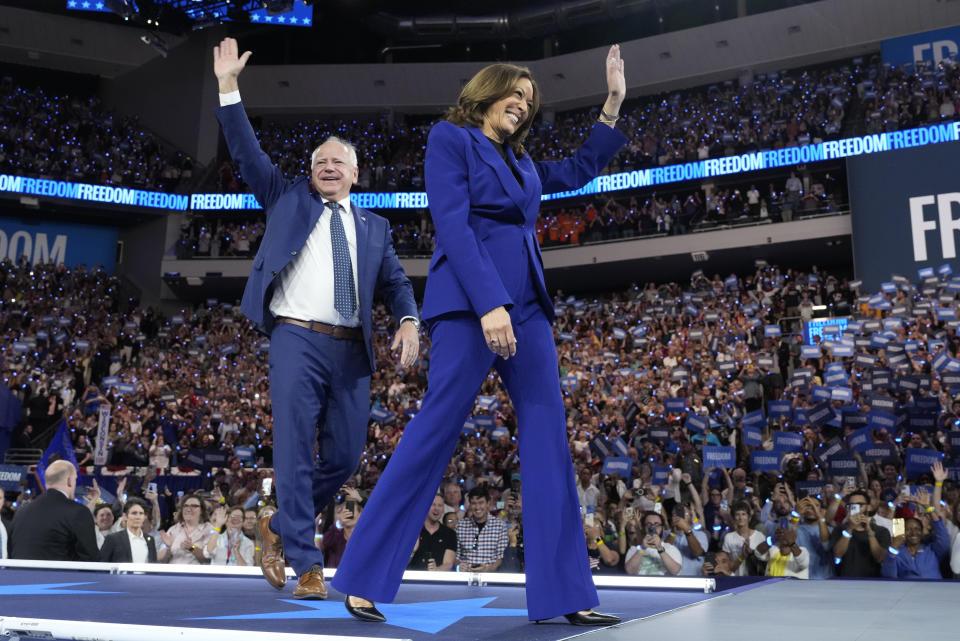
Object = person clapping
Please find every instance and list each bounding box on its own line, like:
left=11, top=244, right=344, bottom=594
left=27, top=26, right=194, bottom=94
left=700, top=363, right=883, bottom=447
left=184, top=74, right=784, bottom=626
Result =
left=204, top=505, right=255, bottom=566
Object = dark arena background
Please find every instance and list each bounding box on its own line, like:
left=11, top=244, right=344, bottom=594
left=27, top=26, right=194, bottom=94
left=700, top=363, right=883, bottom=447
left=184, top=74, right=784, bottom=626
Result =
left=0, top=1, right=959, bottom=640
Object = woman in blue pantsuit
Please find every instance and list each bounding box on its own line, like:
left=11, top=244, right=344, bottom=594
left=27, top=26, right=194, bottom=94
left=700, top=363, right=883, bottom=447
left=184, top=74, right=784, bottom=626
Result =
left=332, top=46, right=628, bottom=626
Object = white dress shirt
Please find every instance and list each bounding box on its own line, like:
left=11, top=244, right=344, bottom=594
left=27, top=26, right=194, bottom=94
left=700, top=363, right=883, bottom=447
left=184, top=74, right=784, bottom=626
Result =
left=269, top=194, right=361, bottom=328
left=1, top=521, right=7, bottom=560
left=220, top=91, right=417, bottom=331
left=126, top=529, right=149, bottom=564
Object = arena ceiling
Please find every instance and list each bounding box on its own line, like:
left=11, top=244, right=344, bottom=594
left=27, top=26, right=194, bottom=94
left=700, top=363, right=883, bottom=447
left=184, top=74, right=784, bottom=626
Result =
left=10, top=0, right=822, bottom=64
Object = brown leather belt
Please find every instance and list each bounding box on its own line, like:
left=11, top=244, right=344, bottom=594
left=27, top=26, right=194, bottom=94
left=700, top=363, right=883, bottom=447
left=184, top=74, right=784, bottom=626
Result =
left=276, top=317, right=363, bottom=341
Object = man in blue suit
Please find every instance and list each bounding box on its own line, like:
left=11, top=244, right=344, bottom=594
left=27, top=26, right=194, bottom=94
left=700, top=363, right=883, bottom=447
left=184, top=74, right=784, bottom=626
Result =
left=213, top=38, right=420, bottom=599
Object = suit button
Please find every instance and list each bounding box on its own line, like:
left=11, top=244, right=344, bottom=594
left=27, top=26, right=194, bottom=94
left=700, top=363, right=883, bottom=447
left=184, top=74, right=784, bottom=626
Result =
left=271, top=270, right=277, bottom=276
left=290, top=250, right=298, bottom=256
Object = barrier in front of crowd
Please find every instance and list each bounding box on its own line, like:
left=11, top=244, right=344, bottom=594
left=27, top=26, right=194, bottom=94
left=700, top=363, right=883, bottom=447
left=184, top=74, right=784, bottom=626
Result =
left=0, top=558, right=715, bottom=592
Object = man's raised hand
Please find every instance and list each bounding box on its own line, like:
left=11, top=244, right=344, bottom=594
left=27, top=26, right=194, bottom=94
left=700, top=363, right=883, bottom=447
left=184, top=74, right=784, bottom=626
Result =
left=213, top=37, right=252, bottom=93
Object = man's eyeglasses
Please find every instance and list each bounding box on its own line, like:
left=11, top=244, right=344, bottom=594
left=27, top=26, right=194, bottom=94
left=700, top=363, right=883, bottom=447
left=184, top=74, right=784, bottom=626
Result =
left=183, top=503, right=201, bottom=509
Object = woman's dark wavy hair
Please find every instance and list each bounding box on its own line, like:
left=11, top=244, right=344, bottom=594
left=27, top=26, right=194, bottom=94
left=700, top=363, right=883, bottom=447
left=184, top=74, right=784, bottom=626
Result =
left=445, top=63, right=540, bottom=158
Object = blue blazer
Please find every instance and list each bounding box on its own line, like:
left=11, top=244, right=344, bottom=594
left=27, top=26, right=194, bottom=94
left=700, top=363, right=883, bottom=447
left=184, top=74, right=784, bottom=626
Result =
left=421, top=120, right=627, bottom=323
left=216, top=103, right=418, bottom=373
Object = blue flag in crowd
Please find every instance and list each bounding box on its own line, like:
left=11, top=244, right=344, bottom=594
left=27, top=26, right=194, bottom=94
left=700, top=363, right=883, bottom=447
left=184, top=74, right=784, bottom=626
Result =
left=36, top=418, right=78, bottom=489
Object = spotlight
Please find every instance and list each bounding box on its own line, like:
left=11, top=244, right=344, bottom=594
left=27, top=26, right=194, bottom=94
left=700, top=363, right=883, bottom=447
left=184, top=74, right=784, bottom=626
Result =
left=104, top=0, right=136, bottom=20
left=139, top=33, right=168, bottom=58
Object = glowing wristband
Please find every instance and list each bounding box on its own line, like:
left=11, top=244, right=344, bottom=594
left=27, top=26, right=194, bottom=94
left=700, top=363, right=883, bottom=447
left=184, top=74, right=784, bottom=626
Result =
left=841, top=530, right=852, bottom=539
left=887, top=546, right=899, bottom=556
left=935, top=481, right=943, bottom=487
left=766, top=536, right=774, bottom=547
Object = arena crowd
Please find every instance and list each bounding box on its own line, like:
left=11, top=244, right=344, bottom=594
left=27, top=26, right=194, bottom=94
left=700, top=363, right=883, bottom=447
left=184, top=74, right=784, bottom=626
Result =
left=2, top=257, right=959, bottom=580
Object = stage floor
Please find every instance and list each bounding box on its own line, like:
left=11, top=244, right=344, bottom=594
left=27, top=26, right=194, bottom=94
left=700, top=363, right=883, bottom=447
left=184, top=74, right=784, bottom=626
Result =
left=588, top=578, right=960, bottom=641
left=0, top=567, right=731, bottom=641
left=0, top=568, right=955, bottom=641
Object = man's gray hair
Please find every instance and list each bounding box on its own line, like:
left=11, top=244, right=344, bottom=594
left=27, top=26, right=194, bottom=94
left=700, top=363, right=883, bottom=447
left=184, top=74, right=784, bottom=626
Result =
left=311, top=136, right=358, bottom=168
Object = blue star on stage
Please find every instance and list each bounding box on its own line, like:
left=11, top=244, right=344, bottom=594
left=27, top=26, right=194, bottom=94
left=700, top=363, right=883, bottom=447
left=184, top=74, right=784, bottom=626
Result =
left=251, top=14, right=260, bottom=21
left=96, top=2, right=104, bottom=8
left=0, top=582, right=122, bottom=595
left=278, top=16, right=286, bottom=23
left=303, top=18, right=311, bottom=25
left=190, top=597, right=529, bottom=634
left=67, top=1, right=77, bottom=7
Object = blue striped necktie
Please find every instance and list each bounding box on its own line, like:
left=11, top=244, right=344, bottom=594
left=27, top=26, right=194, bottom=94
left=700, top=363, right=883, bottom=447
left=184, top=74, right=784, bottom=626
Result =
left=327, top=201, right=357, bottom=317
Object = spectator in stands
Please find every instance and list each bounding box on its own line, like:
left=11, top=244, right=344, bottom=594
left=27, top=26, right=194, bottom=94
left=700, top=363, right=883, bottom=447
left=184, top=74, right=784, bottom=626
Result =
left=93, top=502, right=120, bottom=549
left=454, top=486, right=509, bottom=573
left=577, top=466, right=601, bottom=511
left=321, top=496, right=363, bottom=568
left=408, top=494, right=457, bottom=571
left=830, top=490, right=889, bottom=577
left=100, top=498, right=158, bottom=563
left=624, top=510, right=682, bottom=575
left=442, top=481, right=465, bottom=518
left=205, top=504, right=255, bottom=566
left=158, top=492, right=215, bottom=564
left=670, top=503, right=708, bottom=576
left=722, top=501, right=765, bottom=576
left=753, top=526, right=810, bottom=578
left=9, top=460, right=98, bottom=561
left=795, top=495, right=834, bottom=579
left=882, top=511, right=950, bottom=579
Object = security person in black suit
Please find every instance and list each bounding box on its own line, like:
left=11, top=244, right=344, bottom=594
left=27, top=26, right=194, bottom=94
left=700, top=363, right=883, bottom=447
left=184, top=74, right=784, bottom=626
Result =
left=100, top=498, right=158, bottom=563
left=9, top=460, right=98, bottom=561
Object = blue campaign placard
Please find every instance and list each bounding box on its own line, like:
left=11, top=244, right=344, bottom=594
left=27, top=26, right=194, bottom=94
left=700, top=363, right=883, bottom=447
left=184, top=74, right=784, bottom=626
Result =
left=652, top=465, right=671, bottom=484
left=743, top=421, right=763, bottom=447
left=807, top=401, right=834, bottom=427
left=795, top=480, right=825, bottom=498
left=473, top=415, right=494, bottom=429
left=915, top=397, right=941, bottom=413
left=828, top=455, right=859, bottom=477
left=742, top=409, right=766, bottom=426
left=773, top=431, right=803, bottom=452
left=831, top=386, right=854, bottom=402
left=750, top=450, right=782, bottom=472
left=768, top=401, right=793, bottom=419
left=664, top=397, right=688, bottom=413
left=701, top=446, right=736, bottom=469
left=601, top=457, right=632, bottom=477
left=907, top=409, right=937, bottom=432
left=846, top=426, right=874, bottom=452
left=801, top=345, right=821, bottom=359
left=862, top=444, right=897, bottom=463
left=905, top=448, right=944, bottom=478
left=867, top=410, right=898, bottom=431
left=685, top=414, right=708, bottom=433
left=611, top=436, right=629, bottom=457
left=811, top=386, right=832, bottom=402
left=648, top=426, right=670, bottom=443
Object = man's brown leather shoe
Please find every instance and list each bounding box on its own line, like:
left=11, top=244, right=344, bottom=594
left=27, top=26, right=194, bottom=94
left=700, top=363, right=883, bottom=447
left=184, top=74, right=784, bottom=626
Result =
left=257, top=511, right=286, bottom=589
left=293, top=565, right=328, bottom=600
